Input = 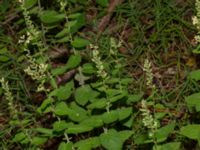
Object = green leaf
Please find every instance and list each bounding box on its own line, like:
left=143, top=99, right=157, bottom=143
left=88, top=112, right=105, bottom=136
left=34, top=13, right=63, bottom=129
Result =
left=74, top=137, right=101, bottom=150
left=82, top=63, right=96, bottom=74
left=0, top=47, right=9, bottom=62
left=50, top=77, right=57, bottom=89
left=118, top=107, right=132, bottom=121
left=180, top=124, right=200, bottom=140
left=12, top=132, right=26, bottom=142
left=55, top=14, right=85, bottom=37
left=68, top=111, right=88, bottom=122
left=34, top=128, right=53, bottom=136
left=20, top=138, right=29, bottom=144
left=87, top=91, right=100, bottom=103
left=53, top=121, right=73, bottom=132
left=126, top=93, right=143, bottom=104
left=109, top=92, right=127, bottom=103
left=134, top=133, right=149, bottom=144
left=40, top=10, right=65, bottom=24
left=51, top=65, right=68, bottom=76
left=55, top=28, right=70, bottom=38
left=155, top=123, right=175, bottom=143
left=54, top=102, right=70, bottom=116
left=153, top=142, right=181, bottom=150
left=68, top=13, right=83, bottom=19
left=120, top=78, right=133, bottom=85
left=71, top=37, right=90, bottom=49
left=123, top=116, right=134, bottom=128
left=155, top=104, right=167, bottom=119
left=20, top=119, right=32, bottom=126
left=102, top=110, right=118, bottom=124
left=55, top=13, right=86, bottom=37
left=58, top=142, right=73, bottom=150
left=87, top=98, right=107, bottom=109
left=75, top=85, right=92, bottom=106
left=77, top=145, right=91, bottom=150
left=67, top=13, right=85, bottom=34
left=55, top=102, right=88, bottom=122
left=49, top=80, right=74, bottom=101
left=66, top=54, right=81, bottom=70
left=96, top=0, right=109, bottom=7
left=105, top=89, right=123, bottom=96
left=24, top=0, right=37, bottom=9
left=0, top=47, right=7, bottom=54
left=185, top=92, right=200, bottom=112
left=189, top=69, right=200, bottom=81
left=31, top=137, right=48, bottom=146
left=70, top=102, right=87, bottom=115
left=81, top=116, right=104, bottom=128
left=37, top=98, right=54, bottom=114
left=43, top=106, right=52, bottom=114
left=100, top=129, right=123, bottom=150
left=0, top=0, right=9, bottom=13
left=118, top=130, right=134, bottom=142
left=51, top=54, right=81, bottom=76
left=0, top=55, right=9, bottom=62
left=56, top=36, right=70, bottom=43
left=66, top=124, right=93, bottom=134
left=105, top=78, right=119, bottom=84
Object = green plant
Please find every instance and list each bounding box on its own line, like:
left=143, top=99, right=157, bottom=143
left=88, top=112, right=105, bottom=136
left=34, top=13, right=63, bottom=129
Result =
left=0, top=0, right=199, bottom=149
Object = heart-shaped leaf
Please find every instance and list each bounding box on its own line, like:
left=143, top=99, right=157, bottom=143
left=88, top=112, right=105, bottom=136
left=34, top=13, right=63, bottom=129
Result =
left=75, top=85, right=92, bottom=106
left=153, top=142, right=181, bottom=150
left=180, top=124, right=200, bottom=141
left=49, top=80, right=74, bottom=101
left=102, top=111, right=118, bottom=124
left=31, top=137, right=48, bottom=146
left=53, top=121, right=73, bottom=132
left=100, top=129, right=123, bottom=150
left=58, top=142, right=73, bottom=150
left=189, top=69, right=200, bottom=81
left=24, top=0, right=37, bottom=9
left=118, top=107, right=132, bottom=121
left=65, top=124, right=93, bottom=134
left=71, top=37, right=90, bottom=49
left=185, top=92, right=200, bottom=112
left=54, top=102, right=70, bottom=116
left=155, top=123, right=175, bottom=143
left=40, top=10, right=65, bottom=24
left=74, top=137, right=100, bottom=149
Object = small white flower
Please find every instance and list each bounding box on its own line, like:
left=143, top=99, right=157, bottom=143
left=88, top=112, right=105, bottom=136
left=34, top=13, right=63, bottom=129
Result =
left=18, top=35, right=26, bottom=44
left=18, top=0, right=23, bottom=3
left=192, top=16, right=198, bottom=25
left=37, top=83, right=45, bottom=92
left=195, top=35, right=200, bottom=43
left=140, top=100, right=158, bottom=137
left=0, top=78, right=17, bottom=118
left=91, top=44, right=108, bottom=79
left=143, top=59, right=155, bottom=89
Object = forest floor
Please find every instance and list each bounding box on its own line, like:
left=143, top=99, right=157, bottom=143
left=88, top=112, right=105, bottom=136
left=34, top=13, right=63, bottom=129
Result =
left=0, top=0, right=200, bottom=149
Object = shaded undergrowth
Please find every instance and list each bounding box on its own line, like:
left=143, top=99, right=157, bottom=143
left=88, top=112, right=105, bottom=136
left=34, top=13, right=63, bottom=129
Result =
left=0, top=0, right=200, bottom=150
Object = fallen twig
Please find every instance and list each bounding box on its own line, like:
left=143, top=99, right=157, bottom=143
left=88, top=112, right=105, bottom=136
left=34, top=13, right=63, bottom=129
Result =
left=98, top=0, right=125, bottom=33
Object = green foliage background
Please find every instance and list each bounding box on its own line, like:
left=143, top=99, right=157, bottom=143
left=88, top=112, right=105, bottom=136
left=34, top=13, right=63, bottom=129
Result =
left=0, top=0, right=200, bottom=150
